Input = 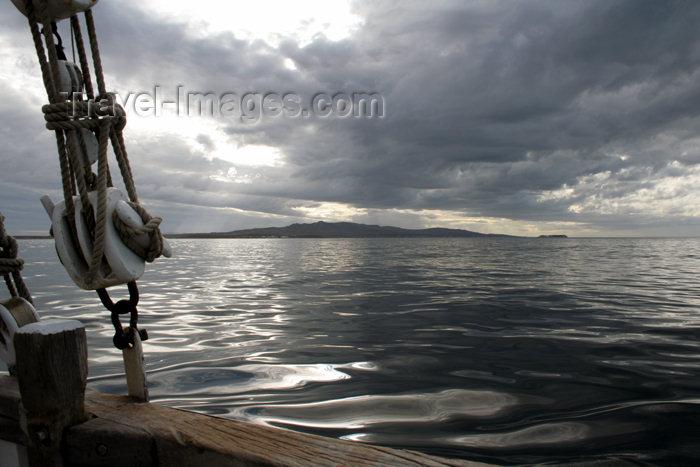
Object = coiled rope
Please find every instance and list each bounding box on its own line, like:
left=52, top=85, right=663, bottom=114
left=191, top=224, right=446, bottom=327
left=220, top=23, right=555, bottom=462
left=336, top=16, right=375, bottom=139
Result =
left=0, top=213, right=33, bottom=305
left=21, top=0, right=166, bottom=289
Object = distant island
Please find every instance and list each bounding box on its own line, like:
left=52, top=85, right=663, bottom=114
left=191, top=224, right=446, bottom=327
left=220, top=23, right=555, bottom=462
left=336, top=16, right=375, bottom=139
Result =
left=538, top=234, right=568, bottom=238
left=166, top=221, right=516, bottom=239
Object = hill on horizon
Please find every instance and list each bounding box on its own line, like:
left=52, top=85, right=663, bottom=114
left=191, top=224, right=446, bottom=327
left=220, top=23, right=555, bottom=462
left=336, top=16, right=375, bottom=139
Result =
left=167, top=221, right=515, bottom=238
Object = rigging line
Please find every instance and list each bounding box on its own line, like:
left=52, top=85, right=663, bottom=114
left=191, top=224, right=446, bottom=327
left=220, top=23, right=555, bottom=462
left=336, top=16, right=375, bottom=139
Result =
left=0, top=212, right=33, bottom=304
left=70, top=16, right=76, bottom=63
left=22, top=0, right=168, bottom=295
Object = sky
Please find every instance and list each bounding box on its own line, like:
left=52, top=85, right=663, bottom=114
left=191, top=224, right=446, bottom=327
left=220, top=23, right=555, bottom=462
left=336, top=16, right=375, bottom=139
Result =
left=1, top=0, right=700, bottom=237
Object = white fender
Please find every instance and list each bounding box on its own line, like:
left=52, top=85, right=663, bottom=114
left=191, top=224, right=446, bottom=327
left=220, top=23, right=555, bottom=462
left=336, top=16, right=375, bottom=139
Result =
left=11, top=0, right=98, bottom=21
left=0, top=297, right=40, bottom=371
left=41, top=188, right=146, bottom=290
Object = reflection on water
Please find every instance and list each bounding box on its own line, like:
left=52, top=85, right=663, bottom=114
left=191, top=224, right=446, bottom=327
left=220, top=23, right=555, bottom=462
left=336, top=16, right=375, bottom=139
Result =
left=238, top=388, right=518, bottom=429
left=451, top=421, right=593, bottom=448
left=151, top=362, right=351, bottom=398
left=10, top=237, right=700, bottom=464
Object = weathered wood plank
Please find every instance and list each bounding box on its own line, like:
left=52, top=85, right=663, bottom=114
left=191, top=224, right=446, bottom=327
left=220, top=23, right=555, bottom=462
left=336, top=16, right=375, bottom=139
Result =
left=0, top=414, right=25, bottom=445
left=14, top=319, right=88, bottom=466
left=65, top=417, right=154, bottom=466
left=0, top=373, right=21, bottom=420
left=0, top=375, right=23, bottom=444
left=14, top=320, right=88, bottom=423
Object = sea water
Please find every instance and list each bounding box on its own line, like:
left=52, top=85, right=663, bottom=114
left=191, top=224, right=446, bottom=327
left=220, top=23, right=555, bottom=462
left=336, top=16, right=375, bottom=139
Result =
left=10, top=237, right=700, bottom=465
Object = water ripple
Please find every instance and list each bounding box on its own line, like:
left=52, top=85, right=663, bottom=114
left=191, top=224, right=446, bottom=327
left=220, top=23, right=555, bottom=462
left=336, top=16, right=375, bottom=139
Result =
left=8, top=237, right=700, bottom=464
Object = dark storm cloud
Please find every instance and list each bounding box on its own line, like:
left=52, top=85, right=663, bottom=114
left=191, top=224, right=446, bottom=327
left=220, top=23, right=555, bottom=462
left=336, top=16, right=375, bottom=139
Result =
left=2, top=0, right=700, bottom=234
left=278, top=0, right=700, bottom=225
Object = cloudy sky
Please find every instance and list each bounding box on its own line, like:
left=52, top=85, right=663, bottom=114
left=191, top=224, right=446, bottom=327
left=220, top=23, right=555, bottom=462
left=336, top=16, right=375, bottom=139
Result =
left=1, top=0, right=700, bottom=237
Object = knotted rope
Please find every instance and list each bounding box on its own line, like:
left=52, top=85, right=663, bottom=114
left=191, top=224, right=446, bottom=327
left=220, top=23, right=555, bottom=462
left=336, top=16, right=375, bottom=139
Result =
left=0, top=213, right=33, bottom=305
left=22, top=0, right=166, bottom=289
left=113, top=202, right=165, bottom=263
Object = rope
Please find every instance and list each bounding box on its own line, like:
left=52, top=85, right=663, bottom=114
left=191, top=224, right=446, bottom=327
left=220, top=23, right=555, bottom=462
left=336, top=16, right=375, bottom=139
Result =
left=21, top=0, right=167, bottom=290
left=70, top=15, right=94, bottom=100
left=86, top=118, right=110, bottom=286
left=38, top=2, right=62, bottom=104
left=113, top=203, right=164, bottom=263
left=0, top=213, right=33, bottom=305
left=84, top=9, right=106, bottom=97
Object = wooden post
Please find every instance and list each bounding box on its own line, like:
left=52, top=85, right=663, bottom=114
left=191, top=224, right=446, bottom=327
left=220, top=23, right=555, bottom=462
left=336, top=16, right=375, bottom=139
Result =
left=13, top=319, right=88, bottom=466
left=122, top=327, right=148, bottom=402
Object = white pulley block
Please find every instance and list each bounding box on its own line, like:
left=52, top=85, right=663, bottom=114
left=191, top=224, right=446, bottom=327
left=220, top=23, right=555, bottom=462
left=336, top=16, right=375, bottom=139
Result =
left=57, top=60, right=83, bottom=97
left=11, top=0, right=98, bottom=21
left=77, top=127, right=98, bottom=165
left=41, top=188, right=148, bottom=290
